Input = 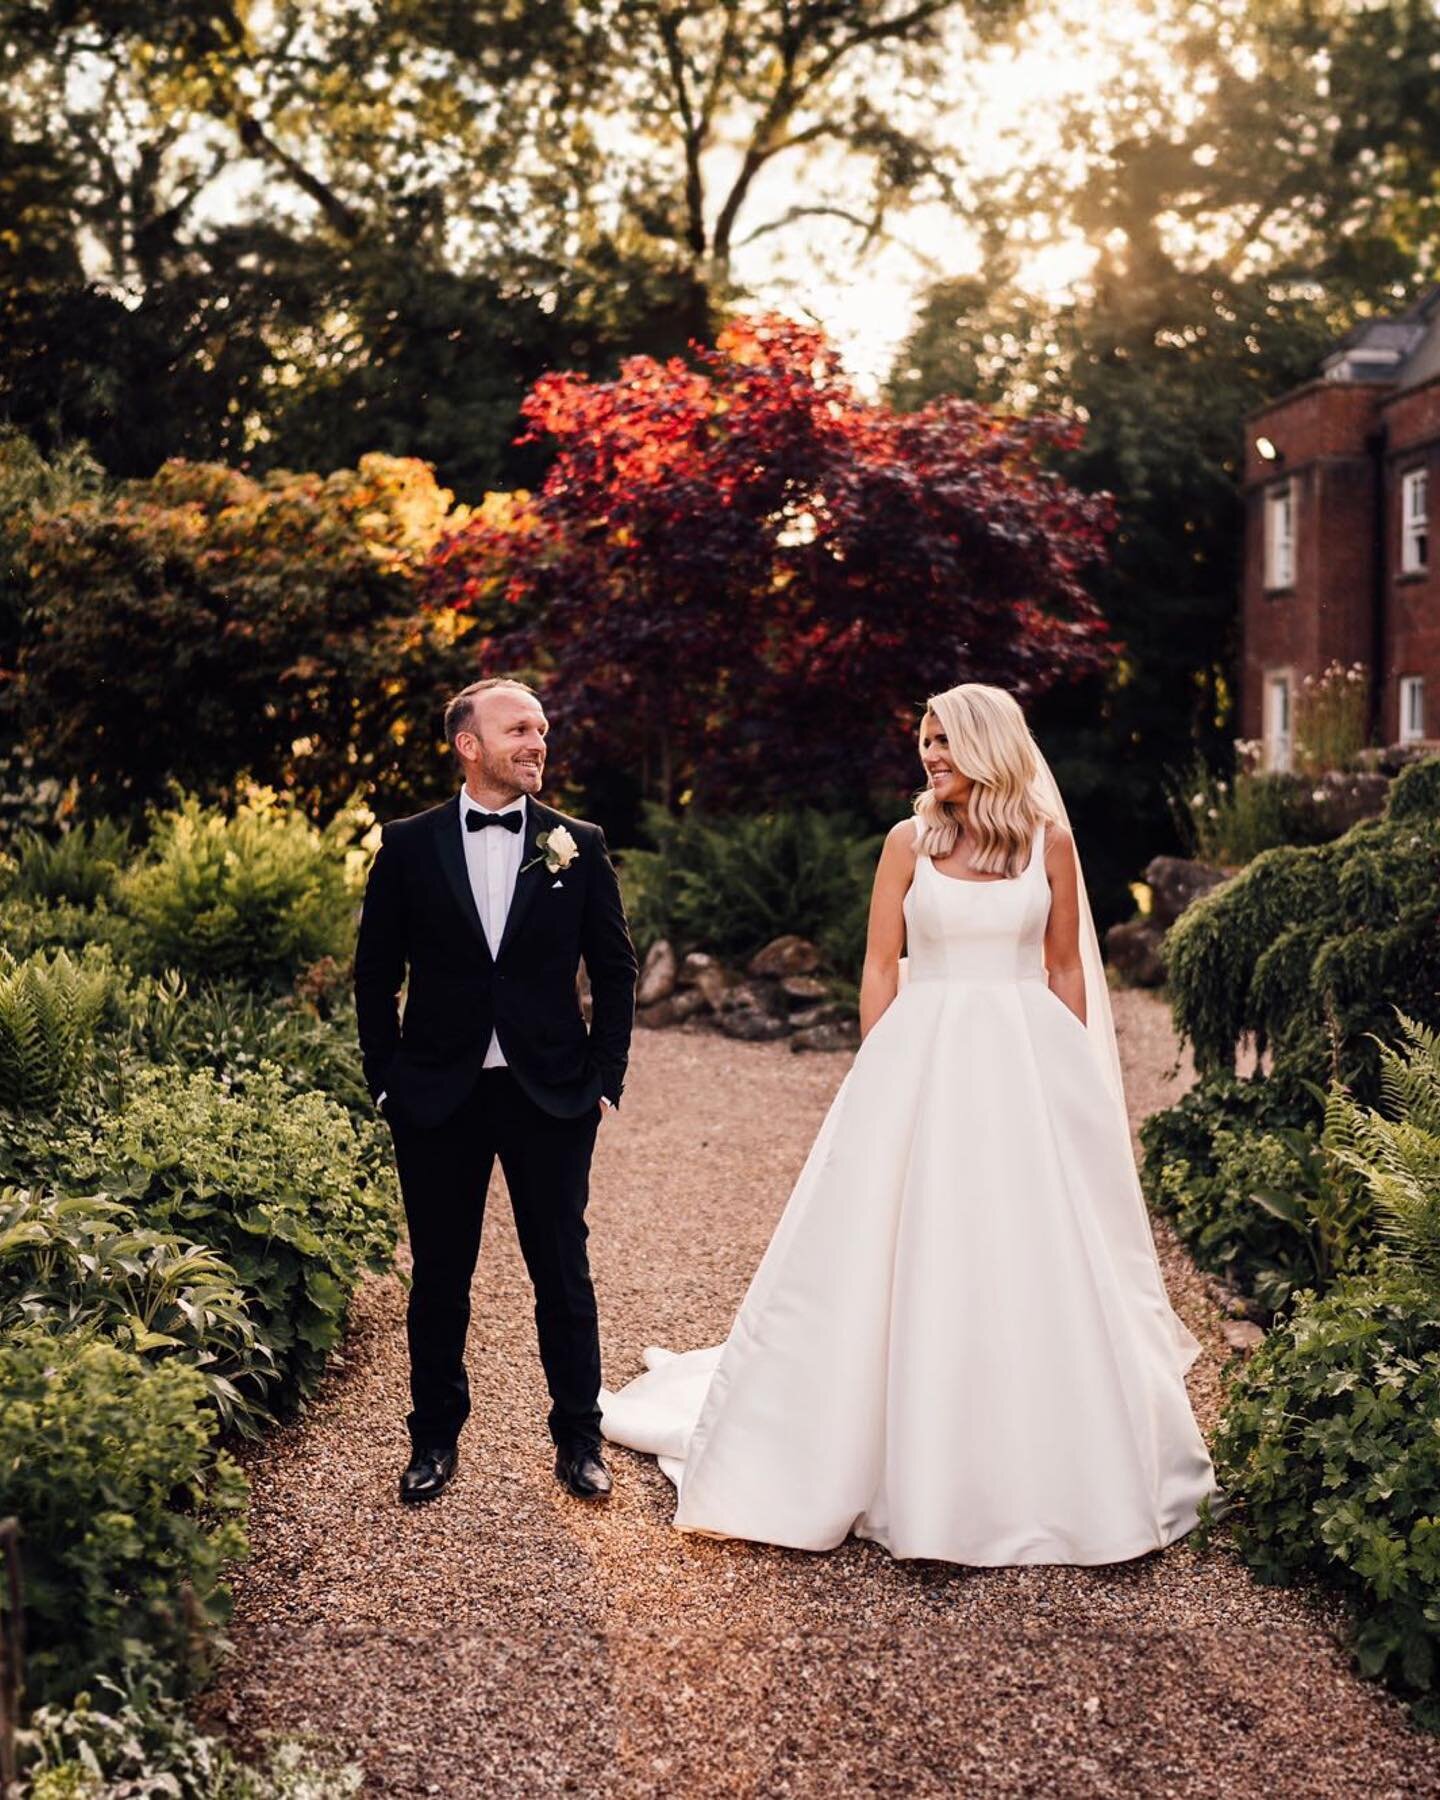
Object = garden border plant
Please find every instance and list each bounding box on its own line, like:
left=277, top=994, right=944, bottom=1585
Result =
left=0, top=787, right=399, bottom=1793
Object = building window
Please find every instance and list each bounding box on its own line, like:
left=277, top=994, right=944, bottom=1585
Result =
left=1401, top=467, right=1429, bottom=574
left=1400, top=675, right=1427, bottom=745
left=1264, top=478, right=1295, bottom=589
left=1264, top=670, right=1294, bottom=772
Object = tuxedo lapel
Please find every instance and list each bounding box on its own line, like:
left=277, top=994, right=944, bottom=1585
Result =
left=496, top=799, right=555, bottom=963
left=432, top=796, right=493, bottom=962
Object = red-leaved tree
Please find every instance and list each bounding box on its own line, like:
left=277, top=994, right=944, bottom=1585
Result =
left=424, top=317, right=1119, bottom=811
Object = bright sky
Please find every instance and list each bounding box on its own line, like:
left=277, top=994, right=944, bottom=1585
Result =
left=724, top=0, right=1200, bottom=390
left=82, top=0, right=1201, bottom=395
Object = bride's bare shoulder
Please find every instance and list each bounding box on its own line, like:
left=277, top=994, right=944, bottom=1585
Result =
left=884, top=816, right=921, bottom=856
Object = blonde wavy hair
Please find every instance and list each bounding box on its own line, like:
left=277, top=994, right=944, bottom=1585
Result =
left=913, top=683, right=1056, bottom=877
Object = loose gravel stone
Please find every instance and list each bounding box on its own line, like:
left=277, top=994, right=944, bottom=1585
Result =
left=198, top=989, right=1440, bottom=1798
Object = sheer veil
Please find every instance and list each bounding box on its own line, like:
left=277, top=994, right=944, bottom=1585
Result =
left=1026, top=732, right=1203, bottom=1373
left=1025, top=736, right=1126, bottom=1111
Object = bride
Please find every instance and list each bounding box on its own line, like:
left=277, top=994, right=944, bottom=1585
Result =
left=601, top=682, right=1219, bottom=1565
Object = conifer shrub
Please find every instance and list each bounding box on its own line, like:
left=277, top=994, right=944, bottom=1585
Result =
left=1145, top=760, right=1440, bottom=1304
left=1162, top=756, right=1440, bottom=1098
left=120, top=791, right=356, bottom=990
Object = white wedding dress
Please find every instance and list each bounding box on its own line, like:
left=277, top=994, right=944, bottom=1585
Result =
left=601, top=818, right=1218, bottom=1565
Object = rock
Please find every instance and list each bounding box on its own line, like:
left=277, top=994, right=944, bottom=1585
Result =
left=718, top=981, right=788, bottom=1019
left=636, top=998, right=678, bottom=1029
left=694, top=964, right=732, bottom=1011
left=781, top=975, right=828, bottom=1005
left=747, top=934, right=822, bottom=980
left=669, top=988, right=709, bottom=1022
left=788, top=1002, right=847, bottom=1030
left=679, top=952, right=718, bottom=987
left=718, top=1008, right=791, bottom=1042
left=1222, top=1319, right=1265, bottom=1354
left=1143, top=855, right=1229, bottom=929
left=636, top=938, right=678, bottom=1008
left=790, top=1020, right=861, bottom=1053
left=1104, top=919, right=1166, bottom=988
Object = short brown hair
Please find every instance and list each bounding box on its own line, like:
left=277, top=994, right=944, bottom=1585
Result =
left=443, top=677, right=539, bottom=751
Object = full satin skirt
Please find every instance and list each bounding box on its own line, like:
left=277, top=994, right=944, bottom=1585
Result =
left=600, top=975, right=1217, bottom=1566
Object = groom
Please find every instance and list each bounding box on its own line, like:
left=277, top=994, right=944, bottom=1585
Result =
left=353, top=677, right=637, bottom=1505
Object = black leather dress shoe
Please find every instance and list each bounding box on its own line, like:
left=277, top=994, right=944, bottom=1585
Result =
left=555, top=1442, right=613, bottom=1499
left=399, top=1442, right=458, bottom=1504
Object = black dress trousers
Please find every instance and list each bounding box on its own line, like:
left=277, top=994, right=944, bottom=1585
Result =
left=387, top=1067, right=603, bottom=1453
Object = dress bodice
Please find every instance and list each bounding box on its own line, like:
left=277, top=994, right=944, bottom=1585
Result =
left=902, top=820, right=1049, bottom=985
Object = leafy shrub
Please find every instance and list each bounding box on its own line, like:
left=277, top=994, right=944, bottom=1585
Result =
left=45, top=1062, right=397, bottom=1404
left=120, top=792, right=356, bottom=991
left=119, top=973, right=371, bottom=1118
left=6, top=819, right=132, bottom=906
left=18, top=1646, right=362, bottom=1799
left=0, top=947, right=113, bottom=1111
left=1166, top=757, right=1335, bottom=865
left=1141, top=1070, right=1374, bottom=1312
left=0, top=1326, right=248, bottom=1706
left=1213, top=1272, right=1440, bottom=1729
left=0, top=1188, right=271, bottom=1433
left=1163, top=756, right=1440, bottom=1098
left=619, top=806, right=882, bottom=975
left=13, top=451, right=474, bottom=817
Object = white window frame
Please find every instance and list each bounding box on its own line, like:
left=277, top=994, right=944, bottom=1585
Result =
left=1264, top=669, right=1294, bottom=772
left=1264, top=477, right=1296, bottom=590
left=1399, top=675, right=1427, bottom=746
left=1401, top=466, right=1429, bottom=575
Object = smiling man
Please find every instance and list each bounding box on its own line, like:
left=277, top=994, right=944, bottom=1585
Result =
left=353, top=677, right=637, bottom=1506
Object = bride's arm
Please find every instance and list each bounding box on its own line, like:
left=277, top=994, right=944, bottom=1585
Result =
left=1042, top=824, right=1087, bottom=1025
left=859, top=821, right=917, bottom=1042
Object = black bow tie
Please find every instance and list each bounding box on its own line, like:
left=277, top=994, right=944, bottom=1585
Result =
left=465, top=808, right=523, bottom=834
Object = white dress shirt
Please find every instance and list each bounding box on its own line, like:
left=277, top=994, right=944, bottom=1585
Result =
left=460, top=788, right=527, bottom=1067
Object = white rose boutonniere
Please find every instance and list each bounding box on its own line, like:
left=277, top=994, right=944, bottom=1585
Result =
left=523, top=824, right=580, bottom=876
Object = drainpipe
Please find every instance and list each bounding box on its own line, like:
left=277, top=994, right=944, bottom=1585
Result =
left=1366, top=421, right=1388, bottom=750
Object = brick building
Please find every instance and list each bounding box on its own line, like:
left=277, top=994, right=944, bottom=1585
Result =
left=1241, top=284, right=1439, bottom=771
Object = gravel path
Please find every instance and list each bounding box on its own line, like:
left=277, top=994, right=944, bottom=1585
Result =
left=200, top=992, right=1440, bottom=1798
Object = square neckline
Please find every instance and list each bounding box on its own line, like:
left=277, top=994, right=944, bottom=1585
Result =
left=920, top=820, right=1044, bottom=885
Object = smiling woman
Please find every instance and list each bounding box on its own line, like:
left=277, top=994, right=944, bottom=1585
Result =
left=601, top=680, right=1216, bottom=1566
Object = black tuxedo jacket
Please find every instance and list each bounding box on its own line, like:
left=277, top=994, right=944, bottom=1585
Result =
left=353, top=794, right=637, bottom=1128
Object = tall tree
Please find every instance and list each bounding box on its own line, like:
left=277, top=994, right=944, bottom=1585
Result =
left=424, top=315, right=1117, bottom=819
left=0, top=0, right=1028, bottom=484
left=891, top=0, right=1440, bottom=901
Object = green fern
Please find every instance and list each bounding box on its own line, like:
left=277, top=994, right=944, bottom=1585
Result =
left=0, top=947, right=113, bottom=1112
left=8, top=818, right=132, bottom=906
left=1324, top=1011, right=1440, bottom=1285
